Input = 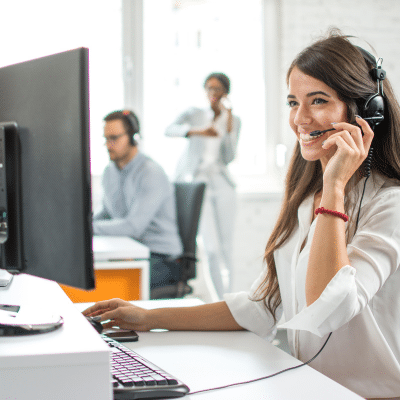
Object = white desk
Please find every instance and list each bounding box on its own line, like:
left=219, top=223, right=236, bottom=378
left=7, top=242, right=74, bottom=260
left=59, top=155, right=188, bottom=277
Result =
left=94, top=235, right=150, bottom=300
left=1, top=278, right=363, bottom=400
left=94, top=235, right=150, bottom=262
left=79, top=299, right=363, bottom=399
left=0, top=274, right=111, bottom=400
left=129, top=331, right=362, bottom=399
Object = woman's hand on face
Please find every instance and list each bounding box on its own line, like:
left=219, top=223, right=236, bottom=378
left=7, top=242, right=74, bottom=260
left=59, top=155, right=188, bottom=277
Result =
left=219, top=96, right=233, bottom=111
left=321, top=116, right=374, bottom=191
left=82, top=298, right=152, bottom=331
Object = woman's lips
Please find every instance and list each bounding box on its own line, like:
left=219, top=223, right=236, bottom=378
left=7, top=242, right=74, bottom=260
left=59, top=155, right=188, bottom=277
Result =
left=299, top=132, right=325, bottom=142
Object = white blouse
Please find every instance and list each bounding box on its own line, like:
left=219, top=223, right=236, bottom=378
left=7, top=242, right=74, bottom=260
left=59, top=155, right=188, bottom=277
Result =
left=165, top=107, right=241, bottom=185
left=224, top=172, right=400, bottom=398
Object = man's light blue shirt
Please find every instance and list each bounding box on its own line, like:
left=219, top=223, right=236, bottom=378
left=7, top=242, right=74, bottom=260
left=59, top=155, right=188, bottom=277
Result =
left=93, top=152, right=183, bottom=257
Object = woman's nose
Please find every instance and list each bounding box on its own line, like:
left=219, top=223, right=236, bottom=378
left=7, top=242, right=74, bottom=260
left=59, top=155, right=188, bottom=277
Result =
left=293, top=104, right=312, bottom=127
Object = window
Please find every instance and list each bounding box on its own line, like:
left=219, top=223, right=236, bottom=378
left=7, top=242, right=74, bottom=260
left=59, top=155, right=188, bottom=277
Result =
left=141, top=0, right=270, bottom=191
left=0, top=0, right=124, bottom=176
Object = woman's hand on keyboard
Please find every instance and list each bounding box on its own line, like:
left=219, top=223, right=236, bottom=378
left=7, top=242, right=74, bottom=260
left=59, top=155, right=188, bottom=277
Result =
left=82, top=299, right=153, bottom=331
left=84, top=298, right=244, bottom=332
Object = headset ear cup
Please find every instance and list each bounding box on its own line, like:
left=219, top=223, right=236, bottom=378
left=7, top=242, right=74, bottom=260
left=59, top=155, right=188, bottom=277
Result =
left=362, top=94, right=385, bottom=129
left=355, top=46, right=386, bottom=131
left=129, top=114, right=140, bottom=146
left=127, top=114, right=140, bottom=134
left=122, top=111, right=140, bottom=145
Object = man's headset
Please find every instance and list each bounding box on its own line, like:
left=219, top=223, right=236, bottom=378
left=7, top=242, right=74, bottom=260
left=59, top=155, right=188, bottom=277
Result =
left=122, top=110, right=140, bottom=146
left=356, top=46, right=386, bottom=131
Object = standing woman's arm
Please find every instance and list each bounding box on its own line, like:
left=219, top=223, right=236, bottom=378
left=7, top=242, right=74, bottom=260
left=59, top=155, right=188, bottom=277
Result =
left=219, top=114, right=241, bottom=166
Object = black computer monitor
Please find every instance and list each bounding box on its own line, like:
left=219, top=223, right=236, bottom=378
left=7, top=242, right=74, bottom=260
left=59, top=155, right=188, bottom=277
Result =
left=0, top=48, right=95, bottom=290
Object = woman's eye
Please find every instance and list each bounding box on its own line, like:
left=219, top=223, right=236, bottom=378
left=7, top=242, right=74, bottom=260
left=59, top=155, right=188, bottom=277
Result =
left=287, top=100, right=298, bottom=108
left=312, top=98, right=328, bottom=105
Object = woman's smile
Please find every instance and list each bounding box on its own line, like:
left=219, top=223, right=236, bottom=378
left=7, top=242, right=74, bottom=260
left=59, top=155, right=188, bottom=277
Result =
left=299, top=131, right=327, bottom=143
left=288, top=67, right=348, bottom=165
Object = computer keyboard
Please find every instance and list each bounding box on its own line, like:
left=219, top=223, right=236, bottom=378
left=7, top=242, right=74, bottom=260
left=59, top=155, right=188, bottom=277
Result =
left=103, top=334, right=190, bottom=399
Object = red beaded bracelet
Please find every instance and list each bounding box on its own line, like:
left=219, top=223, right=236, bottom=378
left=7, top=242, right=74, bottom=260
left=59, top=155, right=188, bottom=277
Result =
left=315, top=207, right=349, bottom=222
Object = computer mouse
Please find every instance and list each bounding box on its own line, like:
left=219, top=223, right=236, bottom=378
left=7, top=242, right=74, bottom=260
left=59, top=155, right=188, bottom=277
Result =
left=86, top=316, right=104, bottom=333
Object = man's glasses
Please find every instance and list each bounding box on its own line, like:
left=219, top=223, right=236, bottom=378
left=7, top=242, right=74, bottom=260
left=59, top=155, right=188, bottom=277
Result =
left=104, top=133, right=126, bottom=144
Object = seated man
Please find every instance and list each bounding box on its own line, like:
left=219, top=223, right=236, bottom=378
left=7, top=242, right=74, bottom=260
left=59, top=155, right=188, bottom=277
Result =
left=93, top=110, right=183, bottom=297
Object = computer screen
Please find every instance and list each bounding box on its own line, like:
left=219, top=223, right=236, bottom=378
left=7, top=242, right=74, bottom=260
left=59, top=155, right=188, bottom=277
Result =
left=0, top=48, right=95, bottom=290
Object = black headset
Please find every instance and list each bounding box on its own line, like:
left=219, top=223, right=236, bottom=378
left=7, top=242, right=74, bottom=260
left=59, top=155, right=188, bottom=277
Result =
left=122, top=110, right=140, bottom=146
left=356, top=46, right=386, bottom=131
left=354, top=47, right=387, bottom=232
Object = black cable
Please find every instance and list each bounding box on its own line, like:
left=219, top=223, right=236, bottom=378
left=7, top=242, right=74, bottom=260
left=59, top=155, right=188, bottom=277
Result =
left=354, top=147, right=373, bottom=233
left=188, top=332, right=332, bottom=396
left=189, top=148, right=373, bottom=396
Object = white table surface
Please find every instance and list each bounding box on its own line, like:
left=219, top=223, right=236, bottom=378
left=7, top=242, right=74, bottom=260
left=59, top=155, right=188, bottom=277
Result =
left=0, top=274, right=111, bottom=400
left=93, top=235, right=150, bottom=261
left=93, top=235, right=151, bottom=300
left=77, top=299, right=363, bottom=399
left=128, top=330, right=362, bottom=399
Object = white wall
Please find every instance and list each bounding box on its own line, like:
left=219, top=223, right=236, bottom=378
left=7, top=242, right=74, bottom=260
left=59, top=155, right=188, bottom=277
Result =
left=231, top=193, right=282, bottom=292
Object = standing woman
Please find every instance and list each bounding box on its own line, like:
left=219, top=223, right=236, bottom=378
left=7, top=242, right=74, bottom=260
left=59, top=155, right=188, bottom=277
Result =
left=85, top=31, right=400, bottom=399
left=165, top=73, right=241, bottom=298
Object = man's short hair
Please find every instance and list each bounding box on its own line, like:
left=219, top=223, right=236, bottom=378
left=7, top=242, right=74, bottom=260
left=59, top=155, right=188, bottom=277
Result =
left=104, top=110, right=140, bottom=146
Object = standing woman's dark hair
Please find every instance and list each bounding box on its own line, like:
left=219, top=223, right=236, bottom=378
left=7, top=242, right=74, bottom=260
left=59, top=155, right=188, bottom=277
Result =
left=253, top=29, right=400, bottom=321
left=204, top=72, right=231, bottom=94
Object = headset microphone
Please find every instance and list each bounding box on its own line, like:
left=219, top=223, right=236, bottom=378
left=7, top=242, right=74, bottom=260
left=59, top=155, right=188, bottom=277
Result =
left=310, top=128, right=335, bottom=137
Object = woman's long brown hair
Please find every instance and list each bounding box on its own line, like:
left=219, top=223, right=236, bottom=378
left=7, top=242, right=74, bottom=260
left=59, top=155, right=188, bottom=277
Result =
left=252, top=29, right=400, bottom=321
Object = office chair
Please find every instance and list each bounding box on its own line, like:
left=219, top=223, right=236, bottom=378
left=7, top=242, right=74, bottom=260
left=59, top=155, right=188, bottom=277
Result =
left=151, top=182, right=206, bottom=299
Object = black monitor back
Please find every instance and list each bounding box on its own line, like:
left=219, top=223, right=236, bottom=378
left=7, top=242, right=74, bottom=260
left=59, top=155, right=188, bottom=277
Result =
left=0, top=48, right=95, bottom=289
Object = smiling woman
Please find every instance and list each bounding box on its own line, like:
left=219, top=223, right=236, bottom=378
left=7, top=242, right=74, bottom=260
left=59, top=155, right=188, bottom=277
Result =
left=287, top=69, right=349, bottom=164
left=251, top=30, right=400, bottom=399
left=84, top=30, right=400, bottom=399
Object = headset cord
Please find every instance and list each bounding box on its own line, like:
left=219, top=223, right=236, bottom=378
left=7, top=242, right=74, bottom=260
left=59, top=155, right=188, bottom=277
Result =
left=188, top=332, right=333, bottom=396
left=355, top=147, right=373, bottom=233
left=189, top=150, right=374, bottom=396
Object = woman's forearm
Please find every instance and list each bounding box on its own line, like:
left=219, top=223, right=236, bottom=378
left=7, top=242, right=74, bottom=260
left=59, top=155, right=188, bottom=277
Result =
left=306, top=186, right=350, bottom=305
left=147, top=301, right=244, bottom=331
left=226, top=109, right=233, bottom=133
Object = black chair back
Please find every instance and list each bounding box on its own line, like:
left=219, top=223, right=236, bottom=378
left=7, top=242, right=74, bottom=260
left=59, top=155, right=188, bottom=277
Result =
left=174, top=182, right=206, bottom=281
left=150, top=181, right=205, bottom=299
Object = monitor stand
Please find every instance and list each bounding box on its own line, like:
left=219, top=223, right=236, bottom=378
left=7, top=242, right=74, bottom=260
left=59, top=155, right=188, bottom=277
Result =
left=0, top=273, right=64, bottom=336
left=0, top=269, right=13, bottom=287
